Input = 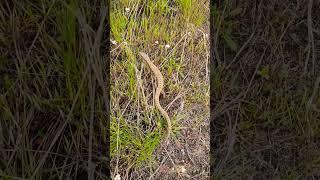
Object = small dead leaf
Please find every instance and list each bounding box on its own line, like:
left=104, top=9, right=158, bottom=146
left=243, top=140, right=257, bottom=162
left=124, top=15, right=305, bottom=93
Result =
left=176, top=165, right=187, bottom=173
left=114, top=174, right=121, bottom=180
left=158, top=165, right=170, bottom=173
left=175, top=141, right=183, bottom=149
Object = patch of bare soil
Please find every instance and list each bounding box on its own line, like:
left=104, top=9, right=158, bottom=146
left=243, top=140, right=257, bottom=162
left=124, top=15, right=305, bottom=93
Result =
left=131, top=104, right=209, bottom=180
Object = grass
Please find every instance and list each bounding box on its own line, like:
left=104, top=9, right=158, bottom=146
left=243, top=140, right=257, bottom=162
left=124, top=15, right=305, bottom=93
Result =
left=212, top=0, right=320, bottom=179
left=110, top=0, right=209, bottom=179
left=1, top=0, right=109, bottom=179
left=0, top=0, right=209, bottom=179
left=3, top=0, right=319, bottom=179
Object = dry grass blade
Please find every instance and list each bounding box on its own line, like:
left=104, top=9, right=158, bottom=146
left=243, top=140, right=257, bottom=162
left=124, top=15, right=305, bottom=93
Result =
left=31, top=65, right=91, bottom=178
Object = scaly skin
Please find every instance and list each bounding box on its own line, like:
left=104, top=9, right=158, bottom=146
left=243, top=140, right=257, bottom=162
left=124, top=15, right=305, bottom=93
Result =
left=139, top=52, right=171, bottom=146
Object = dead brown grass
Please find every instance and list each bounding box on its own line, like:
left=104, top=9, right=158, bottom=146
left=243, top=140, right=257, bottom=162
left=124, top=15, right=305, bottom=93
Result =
left=212, top=0, right=320, bottom=179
